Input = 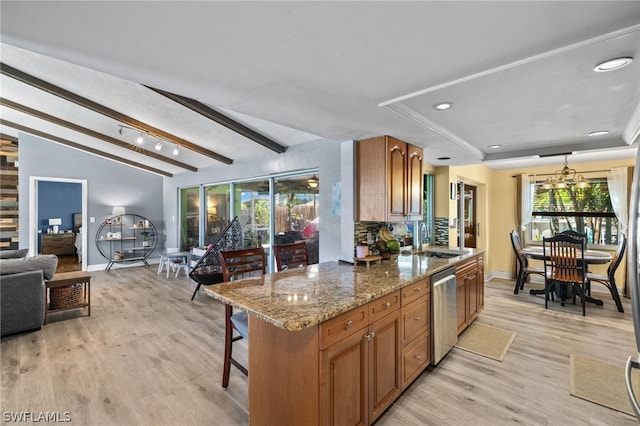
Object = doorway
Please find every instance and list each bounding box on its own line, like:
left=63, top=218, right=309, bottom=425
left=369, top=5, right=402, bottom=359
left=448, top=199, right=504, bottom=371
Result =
left=29, top=177, right=88, bottom=271
left=463, top=184, right=477, bottom=248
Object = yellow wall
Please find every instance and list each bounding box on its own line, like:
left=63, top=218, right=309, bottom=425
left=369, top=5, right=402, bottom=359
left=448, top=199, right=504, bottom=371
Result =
left=489, top=157, right=635, bottom=290
left=429, top=156, right=635, bottom=291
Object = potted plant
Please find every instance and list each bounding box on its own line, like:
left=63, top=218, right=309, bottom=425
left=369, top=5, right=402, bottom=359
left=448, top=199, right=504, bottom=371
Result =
left=140, top=231, right=154, bottom=247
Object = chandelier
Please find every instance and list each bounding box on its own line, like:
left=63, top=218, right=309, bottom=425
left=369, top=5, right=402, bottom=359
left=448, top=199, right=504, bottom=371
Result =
left=541, top=155, right=591, bottom=190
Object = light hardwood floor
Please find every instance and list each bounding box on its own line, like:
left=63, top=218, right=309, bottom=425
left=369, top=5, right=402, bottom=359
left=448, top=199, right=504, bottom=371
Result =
left=1, top=268, right=637, bottom=425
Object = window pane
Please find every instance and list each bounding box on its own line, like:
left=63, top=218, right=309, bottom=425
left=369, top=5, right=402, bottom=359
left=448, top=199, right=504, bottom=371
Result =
left=274, top=174, right=320, bottom=264
left=533, top=178, right=613, bottom=213
left=204, top=184, right=230, bottom=244
left=529, top=178, right=619, bottom=245
left=180, top=187, right=200, bottom=251
left=235, top=180, right=271, bottom=250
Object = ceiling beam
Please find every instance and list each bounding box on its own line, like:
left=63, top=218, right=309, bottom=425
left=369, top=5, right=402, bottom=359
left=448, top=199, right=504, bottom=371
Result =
left=1, top=98, right=197, bottom=172
left=147, top=86, right=288, bottom=154
left=0, top=119, right=173, bottom=177
left=0, top=63, right=233, bottom=165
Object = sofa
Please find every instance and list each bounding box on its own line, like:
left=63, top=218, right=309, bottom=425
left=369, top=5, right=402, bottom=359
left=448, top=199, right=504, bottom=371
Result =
left=0, top=249, right=58, bottom=336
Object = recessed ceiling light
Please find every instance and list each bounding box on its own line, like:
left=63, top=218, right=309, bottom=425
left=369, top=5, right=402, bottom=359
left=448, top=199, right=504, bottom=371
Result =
left=437, top=157, right=451, bottom=161
left=588, top=130, right=610, bottom=136
left=488, top=144, right=502, bottom=149
left=434, top=102, right=453, bottom=111
left=594, top=57, right=633, bottom=72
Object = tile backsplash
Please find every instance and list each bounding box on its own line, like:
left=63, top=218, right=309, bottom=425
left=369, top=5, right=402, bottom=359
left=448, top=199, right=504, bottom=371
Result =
left=434, top=217, right=449, bottom=246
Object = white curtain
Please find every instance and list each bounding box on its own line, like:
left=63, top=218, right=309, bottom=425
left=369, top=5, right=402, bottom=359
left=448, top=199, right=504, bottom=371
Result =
left=607, top=167, right=628, bottom=234
left=520, top=173, right=533, bottom=231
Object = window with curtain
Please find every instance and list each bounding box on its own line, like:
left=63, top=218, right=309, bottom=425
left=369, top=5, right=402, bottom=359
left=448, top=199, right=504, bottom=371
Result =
left=528, top=178, right=619, bottom=246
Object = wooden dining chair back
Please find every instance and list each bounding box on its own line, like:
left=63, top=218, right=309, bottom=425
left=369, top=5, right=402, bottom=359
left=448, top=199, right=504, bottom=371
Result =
left=510, top=230, right=545, bottom=294
left=557, top=230, right=588, bottom=245
left=543, top=234, right=587, bottom=315
left=218, top=247, right=267, bottom=388
left=586, top=234, right=626, bottom=313
left=273, top=242, right=309, bottom=271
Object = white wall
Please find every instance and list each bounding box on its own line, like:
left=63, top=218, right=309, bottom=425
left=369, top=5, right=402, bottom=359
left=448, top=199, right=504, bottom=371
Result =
left=18, top=133, right=164, bottom=267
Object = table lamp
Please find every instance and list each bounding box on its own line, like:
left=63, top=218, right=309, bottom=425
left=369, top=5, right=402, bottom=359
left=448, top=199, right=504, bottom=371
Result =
left=49, top=218, right=62, bottom=233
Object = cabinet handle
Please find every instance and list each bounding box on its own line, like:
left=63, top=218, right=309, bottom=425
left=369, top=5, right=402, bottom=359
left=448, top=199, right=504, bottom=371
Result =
left=414, top=355, right=423, bottom=360
left=414, top=316, right=421, bottom=321
left=414, top=287, right=421, bottom=293
left=344, top=320, right=353, bottom=329
left=384, top=302, right=391, bottom=308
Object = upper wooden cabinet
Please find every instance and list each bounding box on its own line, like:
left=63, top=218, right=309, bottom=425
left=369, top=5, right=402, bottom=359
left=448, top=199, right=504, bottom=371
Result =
left=357, top=136, right=424, bottom=222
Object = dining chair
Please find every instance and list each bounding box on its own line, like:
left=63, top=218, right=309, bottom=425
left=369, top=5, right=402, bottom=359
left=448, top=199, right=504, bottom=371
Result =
left=218, top=247, right=266, bottom=388
left=557, top=230, right=588, bottom=245
left=543, top=234, right=587, bottom=316
left=273, top=241, right=309, bottom=271
left=510, top=230, right=545, bottom=294
left=586, top=234, right=626, bottom=313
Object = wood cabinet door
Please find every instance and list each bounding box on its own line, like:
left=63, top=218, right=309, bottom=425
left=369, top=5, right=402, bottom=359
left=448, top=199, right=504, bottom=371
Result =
left=320, top=330, right=368, bottom=426
left=466, top=272, right=479, bottom=324
left=406, top=144, right=423, bottom=220
left=456, top=277, right=467, bottom=335
left=477, top=256, right=485, bottom=313
left=368, top=310, right=401, bottom=423
left=386, top=139, right=407, bottom=220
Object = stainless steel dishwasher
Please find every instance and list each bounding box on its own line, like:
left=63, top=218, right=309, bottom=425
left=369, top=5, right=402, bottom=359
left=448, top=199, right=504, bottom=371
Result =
left=431, top=266, right=457, bottom=365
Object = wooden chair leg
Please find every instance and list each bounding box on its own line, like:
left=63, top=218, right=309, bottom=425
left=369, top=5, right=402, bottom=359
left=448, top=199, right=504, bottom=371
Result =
left=544, top=280, right=549, bottom=309
left=222, top=304, right=233, bottom=388
left=514, top=271, right=523, bottom=294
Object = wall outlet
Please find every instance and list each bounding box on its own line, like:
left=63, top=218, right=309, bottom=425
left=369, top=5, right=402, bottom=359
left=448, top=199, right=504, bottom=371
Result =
left=90, top=217, right=95, bottom=223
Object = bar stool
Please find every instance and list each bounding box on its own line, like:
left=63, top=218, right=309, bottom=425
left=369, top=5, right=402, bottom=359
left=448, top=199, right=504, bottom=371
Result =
left=218, top=247, right=266, bottom=388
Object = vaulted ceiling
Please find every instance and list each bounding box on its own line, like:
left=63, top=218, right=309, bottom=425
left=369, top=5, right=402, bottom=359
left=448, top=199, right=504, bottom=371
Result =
left=1, top=1, right=639, bottom=176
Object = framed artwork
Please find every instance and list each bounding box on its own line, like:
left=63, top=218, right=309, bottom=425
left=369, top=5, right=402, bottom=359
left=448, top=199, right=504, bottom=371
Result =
left=136, top=220, right=145, bottom=228
left=105, top=218, right=112, bottom=225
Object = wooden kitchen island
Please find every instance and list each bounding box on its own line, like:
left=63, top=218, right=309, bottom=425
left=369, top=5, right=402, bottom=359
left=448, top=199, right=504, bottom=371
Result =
left=204, top=250, right=484, bottom=426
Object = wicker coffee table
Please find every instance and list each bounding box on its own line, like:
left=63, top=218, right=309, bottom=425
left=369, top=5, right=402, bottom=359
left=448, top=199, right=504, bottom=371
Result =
left=45, top=271, right=91, bottom=324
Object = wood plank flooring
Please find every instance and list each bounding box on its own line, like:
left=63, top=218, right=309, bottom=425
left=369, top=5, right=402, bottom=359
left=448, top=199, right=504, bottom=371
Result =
left=1, top=268, right=637, bottom=425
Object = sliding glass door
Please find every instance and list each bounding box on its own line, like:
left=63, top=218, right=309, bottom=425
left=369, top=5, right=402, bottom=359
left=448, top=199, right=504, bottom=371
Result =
left=179, top=187, right=200, bottom=251
left=235, top=179, right=271, bottom=249
left=274, top=173, right=320, bottom=264
left=204, top=183, right=230, bottom=244
left=179, top=170, right=319, bottom=268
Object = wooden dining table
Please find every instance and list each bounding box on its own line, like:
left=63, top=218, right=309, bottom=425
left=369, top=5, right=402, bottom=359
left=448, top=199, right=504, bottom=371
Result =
left=521, top=246, right=614, bottom=309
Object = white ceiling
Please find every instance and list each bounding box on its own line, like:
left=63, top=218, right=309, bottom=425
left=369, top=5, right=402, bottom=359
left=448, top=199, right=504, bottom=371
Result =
left=1, top=1, right=639, bottom=175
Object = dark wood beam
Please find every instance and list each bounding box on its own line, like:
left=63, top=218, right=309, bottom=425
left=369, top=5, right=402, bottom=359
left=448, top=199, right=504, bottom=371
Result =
left=0, top=119, right=173, bottom=177
left=147, top=86, right=288, bottom=154
left=1, top=98, right=197, bottom=172
left=0, top=63, right=233, bottom=164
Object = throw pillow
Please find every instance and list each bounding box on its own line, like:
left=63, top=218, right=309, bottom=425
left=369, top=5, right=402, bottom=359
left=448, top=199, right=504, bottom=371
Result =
left=0, top=255, right=58, bottom=280
left=0, top=249, right=29, bottom=259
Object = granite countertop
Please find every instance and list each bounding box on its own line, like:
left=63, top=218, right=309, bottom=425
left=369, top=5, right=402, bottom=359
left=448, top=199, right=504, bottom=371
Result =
left=203, top=248, right=483, bottom=332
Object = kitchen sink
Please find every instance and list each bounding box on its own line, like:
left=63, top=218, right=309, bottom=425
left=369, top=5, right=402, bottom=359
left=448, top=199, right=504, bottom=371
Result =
left=420, top=251, right=460, bottom=259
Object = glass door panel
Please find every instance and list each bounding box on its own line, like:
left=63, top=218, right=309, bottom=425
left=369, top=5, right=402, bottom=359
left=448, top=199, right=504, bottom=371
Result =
left=463, top=184, right=477, bottom=248
left=180, top=187, right=200, bottom=251
left=204, top=183, right=230, bottom=244
left=235, top=179, right=271, bottom=251
left=274, top=174, right=320, bottom=264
